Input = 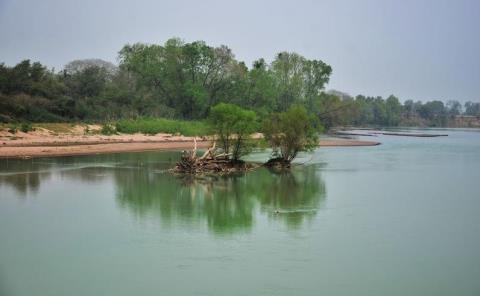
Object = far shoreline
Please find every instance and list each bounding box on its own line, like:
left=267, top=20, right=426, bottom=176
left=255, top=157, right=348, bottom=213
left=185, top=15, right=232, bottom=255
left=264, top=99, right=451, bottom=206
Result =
left=0, top=125, right=380, bottom=159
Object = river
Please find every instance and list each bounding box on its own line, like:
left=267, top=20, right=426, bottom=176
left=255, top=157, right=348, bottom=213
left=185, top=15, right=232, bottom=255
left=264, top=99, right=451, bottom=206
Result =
left=1, top=128, right=479, bottom=296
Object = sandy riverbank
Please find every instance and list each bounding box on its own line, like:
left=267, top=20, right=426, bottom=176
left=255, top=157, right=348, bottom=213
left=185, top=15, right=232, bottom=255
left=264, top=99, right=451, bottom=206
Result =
left=0, top=124, right=380, bottom=159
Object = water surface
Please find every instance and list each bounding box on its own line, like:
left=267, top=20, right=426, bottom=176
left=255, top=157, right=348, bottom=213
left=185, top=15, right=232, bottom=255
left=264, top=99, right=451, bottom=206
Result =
left=1, top=129, right=479, bottom=295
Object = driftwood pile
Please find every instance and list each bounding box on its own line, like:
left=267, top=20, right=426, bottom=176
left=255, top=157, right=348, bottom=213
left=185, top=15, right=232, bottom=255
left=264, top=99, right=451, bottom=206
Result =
left=172, top=139, right=257, bottom=174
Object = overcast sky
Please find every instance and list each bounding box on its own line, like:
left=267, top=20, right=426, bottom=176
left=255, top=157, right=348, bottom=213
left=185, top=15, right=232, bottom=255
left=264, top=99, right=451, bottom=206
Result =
left=0, top=0, right=479, bottom=102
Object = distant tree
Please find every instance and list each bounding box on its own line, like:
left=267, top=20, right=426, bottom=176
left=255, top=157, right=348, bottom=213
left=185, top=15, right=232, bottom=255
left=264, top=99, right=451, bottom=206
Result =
left=243, top=59, right=278, bottom=114
left=403, top=100, right=416, bottom=119
left=119, top=39, right=237, bottom=119
left=271, top=52, right=332, bottom=112
left=271, top=52, right=304, bottom=111
left=312, top=92, right=351, bottom=130
left=385, top=95, right=402, bottom=126
left=208, top=103, right=257, bottom=162
left=370, top=96, right=386, bottom=125
left=263, top=105, right=320, bottom=166
left=446, top=100, right=462, bottom=116
left=351, top=95, right=374, bottom=125
left=303, top=60, right=332, bottom=109
left=64, top=65, right=108, bottom=98
left=418, top=100, right=447, bottom=126
left=64, top=59, right=118, bottom=76
left=464, top=101, right=480, bottom=116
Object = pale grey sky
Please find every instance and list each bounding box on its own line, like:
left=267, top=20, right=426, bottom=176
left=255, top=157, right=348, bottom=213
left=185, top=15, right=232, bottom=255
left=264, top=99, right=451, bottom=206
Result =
left=0, top=0, right=479, bottom=102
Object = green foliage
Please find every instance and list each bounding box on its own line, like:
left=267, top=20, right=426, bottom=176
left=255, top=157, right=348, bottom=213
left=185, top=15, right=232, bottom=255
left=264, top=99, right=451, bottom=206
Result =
left=324, top=94, right=454, bottom=128
left=0, top=38, right=471, bottom=129
left=446, top=100, right=462, bottom=116
left=64, top=65, right=108, bottom=98
left=312, top=92, right=351, bottom=129
left=385, top=95, right=402, bottom=126
left=20, top=122, right=34, bottom=133
left=418, top=100, right=448, bottom=126
left=271, top=52, right=331, bottom=112
left=208, top=103, right=257, bottom=161
left=101, top=123, right=117, bottom=135
left=464, top=101, right=480, bottom=116
left=118, top=39, right=240, bottom=119
left=115, top=118, right=209, bottom=136
left=7, top=124, right=18, bottom=134
left=263, top=105, right=320, bottom=163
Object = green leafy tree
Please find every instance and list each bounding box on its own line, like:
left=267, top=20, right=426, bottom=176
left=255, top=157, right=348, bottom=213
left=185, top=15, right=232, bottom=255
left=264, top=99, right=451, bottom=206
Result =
left=385, top=95, right=402, bottom=126
left=263, top=105, right=320, bottom=165
left=446, top=100, right=462, bottom=116
left=208, top=103, right=257, bottom=162
left=243, top=59, right=278, bottom=114
left=271, top=52, right=305, bottom=111
left=419, top=100, right=447, bottom=126
left=271, top=52, right=331, bottom=112
left=464, top=101, right=480, bottom=116
left=119, top=39, right=237, bottom=119
left=65, top=65, right=108, bottom=98
left=312, top=92, right=352, bottom=130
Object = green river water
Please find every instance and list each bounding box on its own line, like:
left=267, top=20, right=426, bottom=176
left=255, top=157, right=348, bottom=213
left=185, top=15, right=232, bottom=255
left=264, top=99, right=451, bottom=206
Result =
left=0, top=129, right=479, bottom=295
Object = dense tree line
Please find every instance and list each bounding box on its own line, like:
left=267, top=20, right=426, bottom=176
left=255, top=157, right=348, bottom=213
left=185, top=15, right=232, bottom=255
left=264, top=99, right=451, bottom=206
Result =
left=0, top=38, right=478, bottom=127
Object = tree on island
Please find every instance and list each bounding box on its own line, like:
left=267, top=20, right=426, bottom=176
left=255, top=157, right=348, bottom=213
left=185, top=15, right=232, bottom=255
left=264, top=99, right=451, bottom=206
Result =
left=208, top=103, right=257, bottom=162
left=173, top=103, right=258, bottom=174
left=263, top=105, right=320, bottom=167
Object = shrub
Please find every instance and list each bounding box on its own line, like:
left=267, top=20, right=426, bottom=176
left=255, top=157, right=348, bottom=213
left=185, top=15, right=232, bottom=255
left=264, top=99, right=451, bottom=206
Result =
left=263, top=105, right=320, bottom=164
left=101, top=123, right=117, bottom=135
left=8, top=124, right=18, bottom=134
left=208, top=103, right=257, bottom=161
left=20, top=122, right=34, bottom=133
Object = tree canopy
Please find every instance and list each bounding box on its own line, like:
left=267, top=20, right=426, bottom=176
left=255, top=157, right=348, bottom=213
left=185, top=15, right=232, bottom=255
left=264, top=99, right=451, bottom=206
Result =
left=208, top=103, right=257, bottom=161
left=0, top=37, right=477, bottom=128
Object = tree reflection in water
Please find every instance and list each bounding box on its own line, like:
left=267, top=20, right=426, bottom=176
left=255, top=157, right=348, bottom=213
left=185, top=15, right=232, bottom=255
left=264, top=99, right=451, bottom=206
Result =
left=115, top=165, right=326, bottom=234
left=0, top=152, right=326, bottom=234
left=0, top=152, right=176, bottom=196
left=0, top=158, right=53, bottom=196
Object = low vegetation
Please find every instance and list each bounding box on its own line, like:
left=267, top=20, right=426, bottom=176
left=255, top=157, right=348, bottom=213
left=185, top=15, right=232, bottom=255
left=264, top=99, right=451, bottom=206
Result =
left=115, top=118, right=209, bottom=136
left=100, top=123, right=117, bottom=135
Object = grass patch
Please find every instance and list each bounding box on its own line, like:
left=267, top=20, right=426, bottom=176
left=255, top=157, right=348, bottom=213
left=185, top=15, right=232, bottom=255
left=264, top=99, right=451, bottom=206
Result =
left=116, top=118, right=209, bottom=136
left=1, top=122, right=35, bottom=134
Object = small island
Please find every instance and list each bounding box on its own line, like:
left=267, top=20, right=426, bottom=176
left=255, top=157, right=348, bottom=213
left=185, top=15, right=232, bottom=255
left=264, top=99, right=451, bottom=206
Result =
left=171, top=103, right=320, bottom=174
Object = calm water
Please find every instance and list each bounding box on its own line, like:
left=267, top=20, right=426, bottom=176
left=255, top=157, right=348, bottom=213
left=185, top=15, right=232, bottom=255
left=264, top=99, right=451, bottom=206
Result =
left=1, top=129, right=479, bottom=296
